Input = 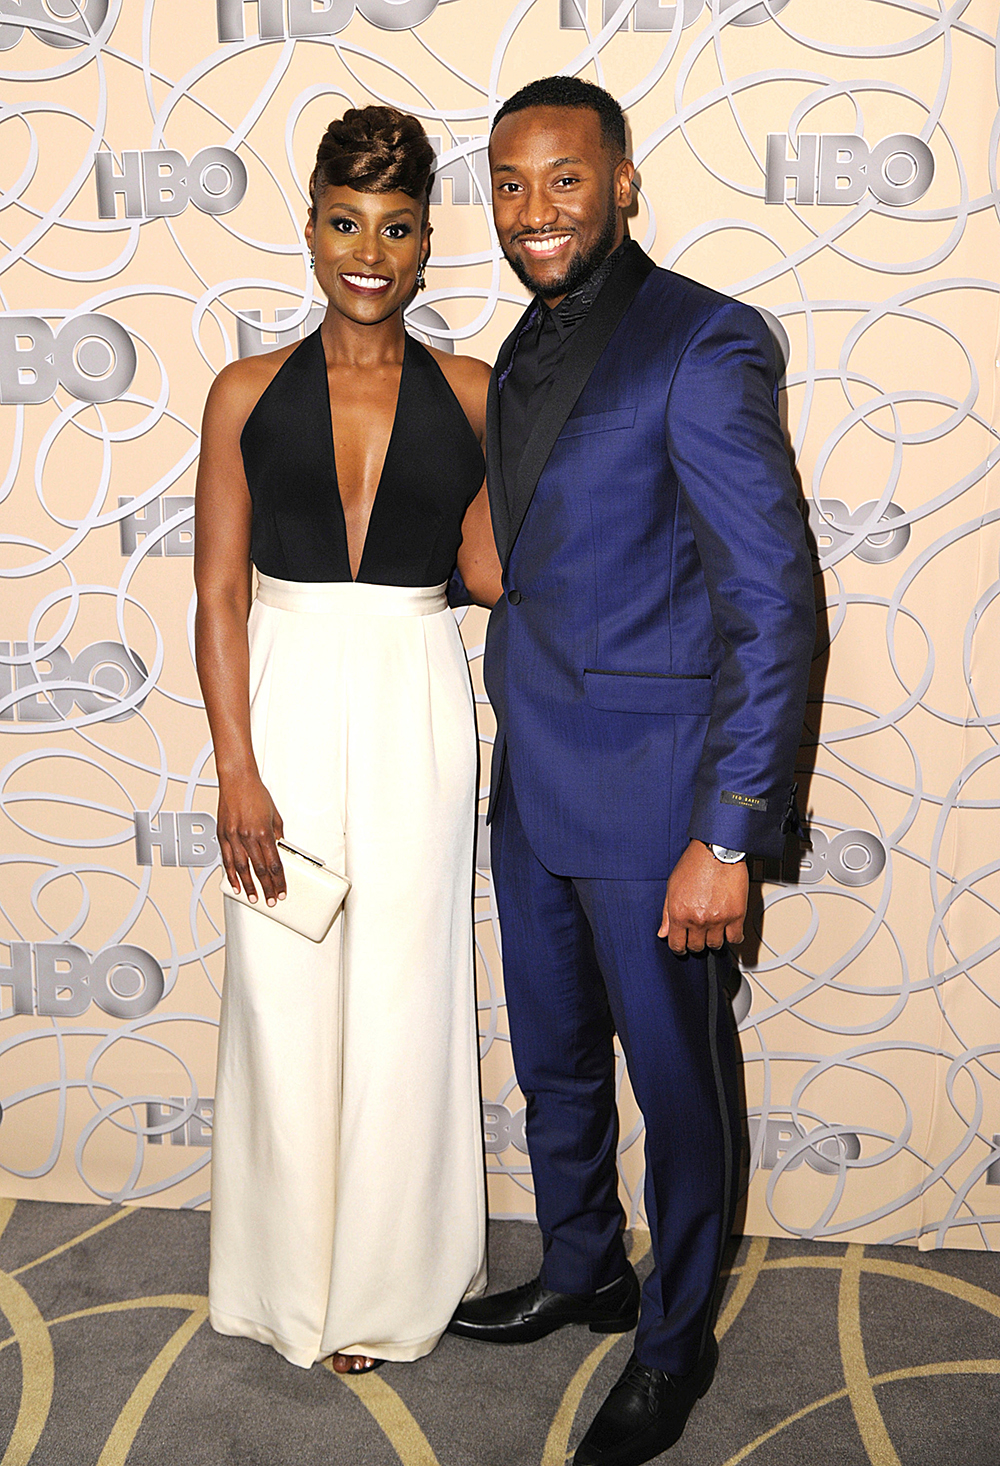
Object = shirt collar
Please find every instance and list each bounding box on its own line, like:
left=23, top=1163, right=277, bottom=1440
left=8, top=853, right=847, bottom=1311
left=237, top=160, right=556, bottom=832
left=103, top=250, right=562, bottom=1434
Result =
left=543, top=237, right=631, bottom=339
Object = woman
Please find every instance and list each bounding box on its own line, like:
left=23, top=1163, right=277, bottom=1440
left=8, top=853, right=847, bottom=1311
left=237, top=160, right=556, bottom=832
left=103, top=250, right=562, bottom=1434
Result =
left=194, top=105, right=500, bottom=1374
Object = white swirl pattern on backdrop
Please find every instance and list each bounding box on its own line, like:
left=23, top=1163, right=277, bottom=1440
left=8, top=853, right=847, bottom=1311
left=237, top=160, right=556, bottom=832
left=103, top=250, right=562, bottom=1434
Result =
left=1, top=0, right=998, bottom=1246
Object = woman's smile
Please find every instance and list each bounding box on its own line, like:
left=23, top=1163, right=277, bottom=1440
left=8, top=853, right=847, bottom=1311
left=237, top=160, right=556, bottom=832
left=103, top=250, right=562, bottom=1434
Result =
left=340, top=271, right=393, bottom=296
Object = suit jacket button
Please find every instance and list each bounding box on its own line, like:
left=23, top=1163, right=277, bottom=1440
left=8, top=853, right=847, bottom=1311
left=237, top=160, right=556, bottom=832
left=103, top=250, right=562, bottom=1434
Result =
left=508, top=589, right=523, bottom=605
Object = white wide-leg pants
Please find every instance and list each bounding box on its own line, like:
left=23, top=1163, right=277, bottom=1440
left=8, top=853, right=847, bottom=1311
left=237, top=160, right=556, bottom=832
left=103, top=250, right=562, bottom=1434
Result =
left=209, top=576, right=486, bottom=1367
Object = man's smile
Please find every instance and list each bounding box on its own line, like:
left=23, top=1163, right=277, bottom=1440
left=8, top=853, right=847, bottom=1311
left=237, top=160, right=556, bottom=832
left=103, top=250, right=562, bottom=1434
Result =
left=518, top=233, right=573, bottom=257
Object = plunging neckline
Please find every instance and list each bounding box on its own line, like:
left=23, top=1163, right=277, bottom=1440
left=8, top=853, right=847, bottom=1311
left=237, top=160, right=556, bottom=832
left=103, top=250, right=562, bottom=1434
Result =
left=239, top=323, right=485, bottom=586
left=318, top=329, right=410, bottom=584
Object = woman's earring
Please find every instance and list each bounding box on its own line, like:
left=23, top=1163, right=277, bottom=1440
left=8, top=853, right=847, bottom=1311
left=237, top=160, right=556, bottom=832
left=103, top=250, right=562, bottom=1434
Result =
left=309, top=250, right=315, bottom=271
left=416, top=261, right=426, bottom=291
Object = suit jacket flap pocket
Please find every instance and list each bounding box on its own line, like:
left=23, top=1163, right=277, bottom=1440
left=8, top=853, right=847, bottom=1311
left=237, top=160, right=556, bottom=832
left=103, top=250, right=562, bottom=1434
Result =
left=583, top=668, right=714, bottom=715
left=559, top=407, right=637, bottom=438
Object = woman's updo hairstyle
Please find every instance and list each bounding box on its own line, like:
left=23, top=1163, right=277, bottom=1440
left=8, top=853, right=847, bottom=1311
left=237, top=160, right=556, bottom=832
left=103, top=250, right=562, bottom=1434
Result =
left=310, top=105, right=436, bottom=216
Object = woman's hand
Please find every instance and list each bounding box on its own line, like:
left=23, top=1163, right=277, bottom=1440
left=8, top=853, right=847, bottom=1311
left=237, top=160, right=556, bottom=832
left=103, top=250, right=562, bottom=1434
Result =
left=195, top=359, right=287, bottom=907
left=218, top=773, right=286, bottom=906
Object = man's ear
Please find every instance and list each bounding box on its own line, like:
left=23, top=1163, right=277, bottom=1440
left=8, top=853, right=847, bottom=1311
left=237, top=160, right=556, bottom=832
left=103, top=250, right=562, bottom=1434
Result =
left=615, top=158, right=636, bottom=210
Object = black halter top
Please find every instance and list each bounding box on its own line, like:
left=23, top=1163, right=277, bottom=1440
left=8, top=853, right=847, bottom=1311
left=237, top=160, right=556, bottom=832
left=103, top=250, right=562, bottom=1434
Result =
left=240, top=327, right=484, bottom=585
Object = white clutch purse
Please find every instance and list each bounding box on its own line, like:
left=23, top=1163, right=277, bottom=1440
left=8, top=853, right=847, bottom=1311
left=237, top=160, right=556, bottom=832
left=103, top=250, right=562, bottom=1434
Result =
left=220, top=839, right=350, bottom=943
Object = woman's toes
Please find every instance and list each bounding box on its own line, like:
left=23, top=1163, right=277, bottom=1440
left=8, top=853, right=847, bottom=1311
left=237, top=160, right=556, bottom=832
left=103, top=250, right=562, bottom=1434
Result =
left=331, top=1352, right=376, bottom=1373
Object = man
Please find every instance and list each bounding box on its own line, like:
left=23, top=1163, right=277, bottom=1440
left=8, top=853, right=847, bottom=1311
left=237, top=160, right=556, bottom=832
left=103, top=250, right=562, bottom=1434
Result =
left=449, top=77, right=815, bottom=1466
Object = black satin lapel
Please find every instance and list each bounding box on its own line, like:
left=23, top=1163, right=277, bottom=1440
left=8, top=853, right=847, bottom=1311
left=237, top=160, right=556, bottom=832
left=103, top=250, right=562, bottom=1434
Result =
left=505, top=241, right=656, bottom=566
left=485, top=370, right=508, bottom=561
left=488, top=298, right=537, bottom=562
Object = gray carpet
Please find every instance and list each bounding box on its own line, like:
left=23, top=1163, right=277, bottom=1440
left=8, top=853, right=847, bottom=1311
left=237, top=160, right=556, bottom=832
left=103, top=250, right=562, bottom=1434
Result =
left=0, top=1198, right=997, bottom=1465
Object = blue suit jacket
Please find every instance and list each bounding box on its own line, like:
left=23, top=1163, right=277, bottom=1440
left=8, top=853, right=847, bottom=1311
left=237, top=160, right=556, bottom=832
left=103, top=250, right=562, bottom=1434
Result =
left=482, top=241, right=815, bottom=879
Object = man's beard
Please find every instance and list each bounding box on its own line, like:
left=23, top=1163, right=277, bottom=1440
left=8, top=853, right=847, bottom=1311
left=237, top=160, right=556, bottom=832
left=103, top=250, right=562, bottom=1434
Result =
left=501, top=189, right=620, bottom=300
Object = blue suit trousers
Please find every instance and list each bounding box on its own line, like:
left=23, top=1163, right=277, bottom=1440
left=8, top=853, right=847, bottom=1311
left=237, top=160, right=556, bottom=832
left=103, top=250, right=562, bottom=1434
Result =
left=492, top=771, right=743, bottom=1374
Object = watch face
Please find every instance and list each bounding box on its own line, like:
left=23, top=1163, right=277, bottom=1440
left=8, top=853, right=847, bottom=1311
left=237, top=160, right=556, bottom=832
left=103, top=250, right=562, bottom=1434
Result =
left=710, top=844, right=745, bottom=863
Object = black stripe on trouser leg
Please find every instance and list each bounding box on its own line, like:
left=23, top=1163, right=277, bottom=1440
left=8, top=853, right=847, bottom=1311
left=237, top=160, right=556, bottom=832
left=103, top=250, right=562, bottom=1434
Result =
left=700, top=948, right=734, bottom=1361
left=567, top=878, right=738, bottom=1371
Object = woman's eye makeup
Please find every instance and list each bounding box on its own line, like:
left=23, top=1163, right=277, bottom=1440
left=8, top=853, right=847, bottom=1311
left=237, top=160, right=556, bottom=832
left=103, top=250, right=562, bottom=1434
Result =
left=324, top=217, right=412, bottom=238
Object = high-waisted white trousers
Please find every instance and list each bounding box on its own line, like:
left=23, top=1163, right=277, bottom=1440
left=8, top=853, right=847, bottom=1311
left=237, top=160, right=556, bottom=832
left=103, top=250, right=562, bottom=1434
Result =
left=209, top=575, right=486, bottom=1367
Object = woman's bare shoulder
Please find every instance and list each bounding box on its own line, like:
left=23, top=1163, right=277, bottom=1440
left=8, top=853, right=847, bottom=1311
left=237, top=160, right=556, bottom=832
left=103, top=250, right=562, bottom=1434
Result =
left=205, top=338, right=303, bottom=432
left=428, top=348, right=492, bottom=437
left=429, top=347, right=492, bottom=392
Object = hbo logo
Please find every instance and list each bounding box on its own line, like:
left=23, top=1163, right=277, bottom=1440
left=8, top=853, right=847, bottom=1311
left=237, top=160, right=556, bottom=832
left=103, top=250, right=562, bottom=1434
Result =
left=987, top=1138, right=1000, bottom=1186
left=0, top=641, right=149, bottom=724
left=217, top=0, right=447, bottom=40
left=748, top=1116, right=862, bottom=1176
left=0, top=313, right=136, bottom=405
left=95, top=148, right=247, bottom=220
left=805, top=499, right=910, bottom=566
left=0, top=0, right=108, bottom=50
left=119, top=496, right=194, bottom=557
left=766, top=133, right=934, bottom=207
left=235, top=301, right=453, bottom=357
left=236, top=304, right=326, bottom=359
left=560, top=0, right=790, bottom=29
left=483, top=1102, right=528, bottom=1155
left=146, top=1097, right=214, bottom=1147
left=799, top=828, right=887, bottom=888
left=1, top=942, right=164, bottom=1020
left=754, top=827, right=887, bottom=888
left=134, top=812, right=219, bottom=868
left=428, top=136, right=489, bottom=207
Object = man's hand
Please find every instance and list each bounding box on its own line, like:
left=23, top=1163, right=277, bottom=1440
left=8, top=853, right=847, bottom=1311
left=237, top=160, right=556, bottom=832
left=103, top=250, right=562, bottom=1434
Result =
left=659, top=840, right=749, bottom=954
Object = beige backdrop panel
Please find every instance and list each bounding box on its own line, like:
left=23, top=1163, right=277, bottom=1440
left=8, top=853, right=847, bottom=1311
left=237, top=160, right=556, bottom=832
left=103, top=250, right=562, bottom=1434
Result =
left=0, top=0, right=998, bottom=1248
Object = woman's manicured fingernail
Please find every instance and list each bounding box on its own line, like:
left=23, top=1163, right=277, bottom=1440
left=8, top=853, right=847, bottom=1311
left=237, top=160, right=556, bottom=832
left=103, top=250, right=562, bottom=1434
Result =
left=267, top=897, right=275, bottom=906
left=278, top=892, right=286, bottom=900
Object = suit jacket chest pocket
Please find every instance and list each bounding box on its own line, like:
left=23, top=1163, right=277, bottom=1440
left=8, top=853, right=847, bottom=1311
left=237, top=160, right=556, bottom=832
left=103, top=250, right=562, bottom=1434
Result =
left=550, top=408, right=640, bottom=510
left=559, top=407, right=636, bottom=439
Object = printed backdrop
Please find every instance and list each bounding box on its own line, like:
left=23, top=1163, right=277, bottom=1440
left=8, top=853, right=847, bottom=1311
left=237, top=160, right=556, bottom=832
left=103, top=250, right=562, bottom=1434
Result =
left=1, top=0, right=999, bottom=1249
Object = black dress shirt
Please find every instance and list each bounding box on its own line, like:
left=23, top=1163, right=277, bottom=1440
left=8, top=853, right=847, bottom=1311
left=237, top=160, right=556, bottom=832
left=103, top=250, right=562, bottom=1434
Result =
left=499, top=239, right=630, bottom=495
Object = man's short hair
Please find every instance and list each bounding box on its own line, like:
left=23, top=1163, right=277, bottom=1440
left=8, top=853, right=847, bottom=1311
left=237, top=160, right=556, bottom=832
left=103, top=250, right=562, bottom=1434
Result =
left=491, top=76, right=627, bottom=158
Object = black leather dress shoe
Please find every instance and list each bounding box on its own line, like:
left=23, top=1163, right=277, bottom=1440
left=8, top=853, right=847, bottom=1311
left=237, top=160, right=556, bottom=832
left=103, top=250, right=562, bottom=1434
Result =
left=572, top=1335, right=718, bottom=1466
left=447, top=1266, right=639, bottom=1344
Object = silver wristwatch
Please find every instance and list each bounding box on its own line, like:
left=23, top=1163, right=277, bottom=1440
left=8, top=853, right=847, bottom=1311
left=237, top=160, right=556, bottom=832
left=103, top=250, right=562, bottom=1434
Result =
left=707, top=843, right=745, bottom=864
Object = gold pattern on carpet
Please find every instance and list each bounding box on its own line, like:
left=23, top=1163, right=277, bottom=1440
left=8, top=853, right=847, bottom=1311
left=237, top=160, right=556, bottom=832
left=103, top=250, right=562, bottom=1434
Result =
left=330, top=1365, right=443, bottom=1466
left=0, top=1205, right=996, bottom=1465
